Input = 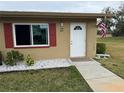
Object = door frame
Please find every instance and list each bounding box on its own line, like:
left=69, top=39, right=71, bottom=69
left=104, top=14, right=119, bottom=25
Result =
left=70, top=22, right=86, bottom=58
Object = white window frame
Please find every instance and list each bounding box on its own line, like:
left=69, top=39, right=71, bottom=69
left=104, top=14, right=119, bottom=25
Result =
left=12, top=23, right=50, bottom=48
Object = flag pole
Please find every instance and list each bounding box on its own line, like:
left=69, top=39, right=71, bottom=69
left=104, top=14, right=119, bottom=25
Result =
left=104, top=13, right=107, bottom=38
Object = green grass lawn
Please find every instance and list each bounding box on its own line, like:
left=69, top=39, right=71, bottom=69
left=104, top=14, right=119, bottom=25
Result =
left=97, top=36, right=124, bottom=79
left=0, top=66, right=92, bottom=92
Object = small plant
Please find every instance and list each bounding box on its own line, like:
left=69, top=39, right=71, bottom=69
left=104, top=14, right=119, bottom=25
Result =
left=4, top=50, right=24, bottom=66
left=11, top=50, right=24, bottom=61
left=25, top=55, right=34, bottom=66
left=4, top=52, right=15, bottom=66
left=0, top=51, right=2, bottom=65
left=96, top=43, right=106, bottom=54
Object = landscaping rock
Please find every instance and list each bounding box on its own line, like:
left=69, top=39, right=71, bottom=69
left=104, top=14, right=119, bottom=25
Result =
left=0, top=59, right=72, bottom=72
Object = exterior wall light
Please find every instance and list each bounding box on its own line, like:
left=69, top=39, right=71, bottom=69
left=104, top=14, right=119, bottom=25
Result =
left=60, top=23, right=64, bottom=32
left=60, top=23, right=64, bottom=27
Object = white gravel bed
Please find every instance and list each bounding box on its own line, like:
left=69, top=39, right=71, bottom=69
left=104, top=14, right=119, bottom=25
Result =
left=0, top=59, right=72, bottom=72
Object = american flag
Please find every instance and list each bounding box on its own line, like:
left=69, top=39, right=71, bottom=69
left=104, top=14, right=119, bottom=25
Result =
left=98, top=22, right=107, bottom=38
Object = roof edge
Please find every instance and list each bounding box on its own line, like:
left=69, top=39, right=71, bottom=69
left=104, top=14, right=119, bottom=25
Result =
left=0, top=11, right=112, bottom=18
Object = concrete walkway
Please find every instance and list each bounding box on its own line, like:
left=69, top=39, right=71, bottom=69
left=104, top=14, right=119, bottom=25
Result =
left=72, top=60, right=124, bottom=92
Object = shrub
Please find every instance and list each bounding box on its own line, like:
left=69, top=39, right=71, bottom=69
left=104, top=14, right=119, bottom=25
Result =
left=11, top=50, right=24, bottom=61
left=25, top=55, right=34, bottom=66
left=4, top=50, right=24, bottom=66
left=112, top=29, right=124, bottom=37
left=0, top=51, right=2, bottom=65
left=4, top=52, right=15, bottom=66
left=96, top=43, right=106, bottom=54
left=112, top=31, right=119, bottom=37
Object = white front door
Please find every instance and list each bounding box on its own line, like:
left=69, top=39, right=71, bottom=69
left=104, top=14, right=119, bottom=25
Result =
left=70, top=23, right=86, bottom=57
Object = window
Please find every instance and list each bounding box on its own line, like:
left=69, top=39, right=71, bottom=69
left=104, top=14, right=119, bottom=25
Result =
left=15, top=25, right=31, bottom=45
left=13, top=23, right=49, bottom=47
left=74, top=26, right=82, bottom=30
left=32, top=25, right=48, bottom=45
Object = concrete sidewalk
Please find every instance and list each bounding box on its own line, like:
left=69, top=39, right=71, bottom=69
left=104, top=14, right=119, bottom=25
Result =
left=72, top=60, right=124, bottom=92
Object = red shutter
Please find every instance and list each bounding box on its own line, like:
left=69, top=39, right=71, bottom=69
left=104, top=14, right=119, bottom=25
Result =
left=4, top=23, right=13, bottom=48
left=49, top=23, right=56, bottom=47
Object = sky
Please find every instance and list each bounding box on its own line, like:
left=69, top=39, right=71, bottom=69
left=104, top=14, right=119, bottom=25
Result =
left=0, top=1, right=123, bottom=13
